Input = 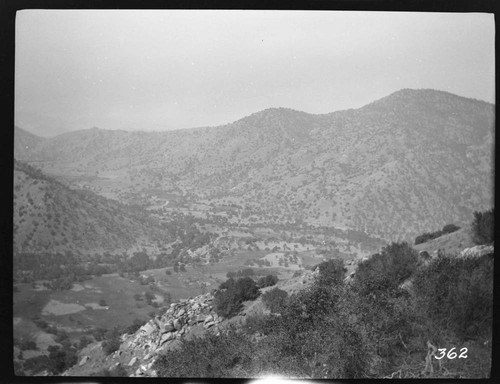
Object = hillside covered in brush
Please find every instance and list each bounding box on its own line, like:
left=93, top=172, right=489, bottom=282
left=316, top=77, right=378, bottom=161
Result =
left=13, top=160, right=163, bottom=255
left=15, top=89, right=494, bottom=240
left=52, top=215, right=493, bottom=379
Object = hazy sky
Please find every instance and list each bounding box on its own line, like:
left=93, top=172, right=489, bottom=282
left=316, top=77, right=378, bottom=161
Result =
left=15, top=10, right=495, bottom=137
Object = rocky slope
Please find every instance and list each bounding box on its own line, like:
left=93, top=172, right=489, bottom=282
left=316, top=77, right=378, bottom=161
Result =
left=62, top=269, right=321, bottom=377
left=15, top=89, right=494, bottom=240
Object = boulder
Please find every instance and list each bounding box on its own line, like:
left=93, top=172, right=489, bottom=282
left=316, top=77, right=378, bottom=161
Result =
left=204, top=321, right=215, bottom=329
left=162, top=321, right=175, bottom=333
left=128, top=357, right=138, bottom=366
left=173, top=318, right=183, bottom=330
left=79, top=356, right=89, bottom=366
left=177, top=309, right=185, bottom=316
left=160, top=332, right=174, bottom=344
left=140, top=322, right=156, bottom=336
left=204, top=314, right=213, bottom=323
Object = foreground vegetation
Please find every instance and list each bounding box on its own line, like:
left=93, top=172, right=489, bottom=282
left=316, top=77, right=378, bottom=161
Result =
left=154, top=239, right=493, bottom=378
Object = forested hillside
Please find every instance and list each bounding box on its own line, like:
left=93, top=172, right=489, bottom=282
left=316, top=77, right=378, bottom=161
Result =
left=15, top=89, right=494, bottom=240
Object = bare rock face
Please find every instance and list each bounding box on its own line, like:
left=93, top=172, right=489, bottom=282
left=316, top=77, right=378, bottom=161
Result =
left=460, top=244, right=494, bottom=258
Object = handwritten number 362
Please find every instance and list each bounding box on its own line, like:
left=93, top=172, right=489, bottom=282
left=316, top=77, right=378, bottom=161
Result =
left=435, top=347, right=468, bottom=359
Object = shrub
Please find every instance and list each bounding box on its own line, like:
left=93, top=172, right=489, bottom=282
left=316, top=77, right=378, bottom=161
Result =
left=214, top=277, right=260, bottom=318
left=92, top=327, right=108, bottom=341
left=316, top=259, right=345, bottom=286
left=125, top=318, right=146, bottom=334
left=471, top=209, right=494, bottom=245
left=413, top=252, right=493, bottom=338
left=262, top=287, right=288, bottom=313
left=19, top=340, right=38, bottom=351
left=91, top=365, right=128, bottom=377
left=442, top=223, right=461, bottom=234
left=257, top=274, right=279, bottom=288
left=153, top=329, right=255, bottom=377
left=414, top=230, right=443, bottom=245
left=78, top=336, right=92, bottom=350
left=103, top=335, right=121, bottom=356
left=47, top=344, right=77, bottom=374
left=23, top=355, right=51, bottom=375
left=145, top=291, right=155, bottom=305
left=355, top=242, right=418, bottom=295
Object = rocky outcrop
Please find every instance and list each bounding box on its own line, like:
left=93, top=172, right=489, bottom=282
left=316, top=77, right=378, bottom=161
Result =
left=63, top=292, right=225, bottom=377
left=459, top=244, right=494, bottom=258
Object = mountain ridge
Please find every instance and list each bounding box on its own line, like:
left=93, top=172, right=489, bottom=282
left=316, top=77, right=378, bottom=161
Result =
left=14, top=89, right=495, bottom=240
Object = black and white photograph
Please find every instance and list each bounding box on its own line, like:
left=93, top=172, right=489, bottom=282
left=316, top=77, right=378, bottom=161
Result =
left=12, top=8, right=495, bottom=379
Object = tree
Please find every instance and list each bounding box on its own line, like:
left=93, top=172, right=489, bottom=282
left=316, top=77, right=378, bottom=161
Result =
left=471, top=209, right=494, bottom=245
left=145, top=291, right=155, bottom=305
left=214, top=277, right=260, bottom=318
left=316, top=259, right=344, bottom=286
left=355, top=242, right=418, bottom=295
left=262, top=287, right=288, bottom=313
left=257, top=274, right=279, bottom=288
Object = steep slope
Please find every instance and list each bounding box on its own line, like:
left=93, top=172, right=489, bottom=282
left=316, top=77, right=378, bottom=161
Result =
left=14, top=126, right=46, bottom=156
left=14, top=89, right=495, bottom=240
left=13, top=160, right=163, bottom=255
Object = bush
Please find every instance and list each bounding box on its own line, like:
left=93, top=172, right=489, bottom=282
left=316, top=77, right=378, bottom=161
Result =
left=262, top=287, right=288, bottom=313
left=125, top=318, right=146, bottom=334
left=23, top=355, right=51, bottom=375
left=355, top=242, right=418, bottom=295
left=153, top=329, right=255, bottom=377
left=145, top=291, right=155, bottom=305
left=47, top=344, right=78, bottom=374
left=413, top=252, right=493, bottom=338
left=91, top=365, right=128, bottom=377
left=78, top=336, right=92, bottom=350
left=442, top=223, right=461, bottom=234
left=257, top=274, right=278, bottom=288
left=471, top=209, right=494, bottom=245
left=133, top=293, right=143, bottom=301
left=214, top=277, right=260, bottom=318
left=316, top=259, right=345, bottom=286
left=414, top=230, right=443, bottom=245
left=19, top=340, right=38, bottom=351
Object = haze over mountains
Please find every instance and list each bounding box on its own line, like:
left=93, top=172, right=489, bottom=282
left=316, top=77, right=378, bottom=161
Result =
left=14, top=89, right=494, bottom=242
